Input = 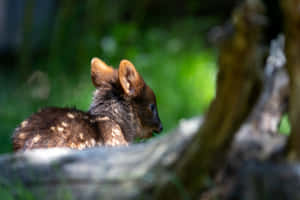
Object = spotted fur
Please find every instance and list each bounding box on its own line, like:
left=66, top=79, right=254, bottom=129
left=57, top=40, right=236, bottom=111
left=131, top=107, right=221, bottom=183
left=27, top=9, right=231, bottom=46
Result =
left=12, top=58, right=162, bottom=151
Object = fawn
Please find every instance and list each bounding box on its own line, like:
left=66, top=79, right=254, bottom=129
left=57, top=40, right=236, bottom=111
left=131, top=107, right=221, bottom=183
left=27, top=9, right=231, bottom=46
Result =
left=13, top=58, right=163, bottom=151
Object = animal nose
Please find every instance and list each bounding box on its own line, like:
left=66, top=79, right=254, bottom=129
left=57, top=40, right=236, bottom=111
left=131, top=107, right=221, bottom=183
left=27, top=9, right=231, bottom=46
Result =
left=159, top=124, right=163, bottom=132
left=155, top=123, right=163, bottom=133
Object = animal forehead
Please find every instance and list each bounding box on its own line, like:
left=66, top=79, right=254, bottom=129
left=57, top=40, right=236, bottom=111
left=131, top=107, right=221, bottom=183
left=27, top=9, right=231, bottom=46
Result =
left=102, top=69, right=118, bottom=81
left=142, top=85, right=156, bottom=103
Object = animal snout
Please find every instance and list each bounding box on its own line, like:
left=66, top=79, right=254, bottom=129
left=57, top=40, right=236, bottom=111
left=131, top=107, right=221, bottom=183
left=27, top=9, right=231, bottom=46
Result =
left=154, top=123, right=163, bottom=133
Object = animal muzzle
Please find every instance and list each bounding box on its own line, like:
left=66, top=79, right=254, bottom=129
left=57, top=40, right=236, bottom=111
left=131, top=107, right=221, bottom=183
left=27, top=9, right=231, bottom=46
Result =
left=153, top=122, right=163, bottom=133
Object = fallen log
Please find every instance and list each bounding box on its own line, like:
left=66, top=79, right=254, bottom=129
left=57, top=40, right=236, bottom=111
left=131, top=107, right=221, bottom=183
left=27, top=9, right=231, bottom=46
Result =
left=0, top=35, right=290, bottom=199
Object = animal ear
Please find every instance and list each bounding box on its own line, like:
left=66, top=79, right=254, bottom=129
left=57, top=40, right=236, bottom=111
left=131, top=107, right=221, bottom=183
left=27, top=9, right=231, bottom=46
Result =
left=119, top=59, right=145, bottom=97
left=91, top=57, right=116, bottom=87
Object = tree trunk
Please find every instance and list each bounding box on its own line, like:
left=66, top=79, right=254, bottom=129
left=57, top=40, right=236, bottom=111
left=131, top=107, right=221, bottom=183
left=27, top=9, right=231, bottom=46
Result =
left=155, top=0, right=265, bottom=198
left=281, top=0, right=300, bottom=160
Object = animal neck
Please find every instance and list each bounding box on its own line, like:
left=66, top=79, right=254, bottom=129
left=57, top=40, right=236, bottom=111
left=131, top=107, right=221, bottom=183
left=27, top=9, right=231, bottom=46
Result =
left=88, top=88, right=141, bottom=142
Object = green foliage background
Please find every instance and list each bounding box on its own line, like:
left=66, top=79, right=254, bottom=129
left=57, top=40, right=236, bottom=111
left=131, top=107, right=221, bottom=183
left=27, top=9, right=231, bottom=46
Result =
left=0, top=0, right=290, bottom=154
left=0, top=9, right=218, bottom=153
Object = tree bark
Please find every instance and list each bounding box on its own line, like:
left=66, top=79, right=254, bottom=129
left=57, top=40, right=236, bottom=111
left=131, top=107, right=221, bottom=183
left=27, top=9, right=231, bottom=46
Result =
left=155, top=0, right=265, bottom=199
left=281, top=0, right=300, bottom=160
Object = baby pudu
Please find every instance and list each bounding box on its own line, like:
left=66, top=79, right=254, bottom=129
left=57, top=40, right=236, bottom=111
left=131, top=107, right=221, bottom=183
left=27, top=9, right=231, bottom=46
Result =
left=13, top=58, right=163, bottom=151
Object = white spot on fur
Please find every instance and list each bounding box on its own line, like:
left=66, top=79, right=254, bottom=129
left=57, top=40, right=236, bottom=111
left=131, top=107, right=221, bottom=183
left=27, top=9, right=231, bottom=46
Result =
left=32, top=134, right=41, bottom=143
left=85, top=141, right=91, bottom=147
left=109, top=138, right=120, bottom=146
left=70, top=143, right=76, bottom=149
left=112, top=127, right=121, bottom=136
left=57, top=126, right=64, bottom=132
left=21, top=120, right=28, bottom=128
left=90, top=139, right=96, bottom=146
left=67, top=113, right=75, bottom=119
left=18, top=132, right=26, bottom=139
left=79, top=133, right=84, bottom=140
left=78, top=143, right=86, bottom=150
left=61, top=122, right=68, bottom=127
left=96, top=116, right=110, bottom=121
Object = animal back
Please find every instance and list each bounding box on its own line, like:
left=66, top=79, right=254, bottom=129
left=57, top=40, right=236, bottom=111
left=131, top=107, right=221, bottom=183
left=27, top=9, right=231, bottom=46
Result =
left=13, top=108, right=101, bottom=151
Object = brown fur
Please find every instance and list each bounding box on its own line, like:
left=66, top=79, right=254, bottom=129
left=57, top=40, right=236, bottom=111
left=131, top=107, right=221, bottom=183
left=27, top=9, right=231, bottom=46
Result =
left=13, top=58, right=162, bottom=151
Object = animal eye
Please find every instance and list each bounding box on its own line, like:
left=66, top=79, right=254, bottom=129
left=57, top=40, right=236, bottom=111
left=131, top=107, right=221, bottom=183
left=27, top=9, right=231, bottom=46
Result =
left=149, top=104, right=155, bottom=112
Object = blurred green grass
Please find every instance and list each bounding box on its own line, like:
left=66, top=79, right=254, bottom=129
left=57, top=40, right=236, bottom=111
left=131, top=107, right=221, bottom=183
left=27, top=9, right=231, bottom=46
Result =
left=0, top=18, right=217, bottom=153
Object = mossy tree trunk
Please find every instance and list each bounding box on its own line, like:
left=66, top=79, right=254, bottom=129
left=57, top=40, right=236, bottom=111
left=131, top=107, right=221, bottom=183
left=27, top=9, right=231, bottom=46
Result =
left=281, top=0, right=300, bottom=160
left=155, top=0, right=265, bottom=199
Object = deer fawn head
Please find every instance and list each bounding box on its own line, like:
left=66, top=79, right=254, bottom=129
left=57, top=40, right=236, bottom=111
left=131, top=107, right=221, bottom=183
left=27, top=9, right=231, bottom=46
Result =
left=90, top=58, right=163, bottom=141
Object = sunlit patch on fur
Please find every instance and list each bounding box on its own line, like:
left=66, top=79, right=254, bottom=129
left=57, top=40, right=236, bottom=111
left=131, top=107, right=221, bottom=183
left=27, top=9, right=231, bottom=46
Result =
left=79, top=133, right=84, bottom=140
left=96, top=116, right=110, bottom=121
left=67, top=113, right=75, bottom=119
left=85, top=140, right=91, bottom=147
left=77, top=143, right=86, bottom=150
left=70, top=143, right=76, bottom=149
left=90, top=139, right=96, bottom=146
left=61, top=122, right=68, bottom=127
left=107, top=138, right=122, bottom=146
left=112, top=127, right=121, bottom=136
left=106, top=140, right=114, bottom=146
left=32, top=134, right=41, bottom=143
left=57, top=126, right=64, bottom=132
left=21, top=120, right=28, bottom=128
left=18, top=132, right=26, bottom=139
left=114, top=139, right=120, bottom=145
